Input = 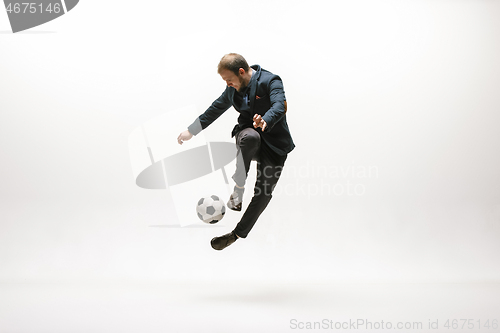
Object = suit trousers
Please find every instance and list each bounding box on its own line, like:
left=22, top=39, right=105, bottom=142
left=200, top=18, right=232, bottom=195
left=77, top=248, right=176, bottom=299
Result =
left=231, top=127, right=287, bottom=238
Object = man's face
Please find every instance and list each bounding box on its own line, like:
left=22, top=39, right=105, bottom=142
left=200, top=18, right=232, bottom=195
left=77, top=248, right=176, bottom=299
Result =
left=219, top=69, right=246, bottom=92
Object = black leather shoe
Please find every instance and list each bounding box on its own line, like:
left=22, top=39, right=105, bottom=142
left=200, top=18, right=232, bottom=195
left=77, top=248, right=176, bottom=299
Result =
left=211, top=231, right=238, bottom=250
left=227, top=191, right=242, bottom=211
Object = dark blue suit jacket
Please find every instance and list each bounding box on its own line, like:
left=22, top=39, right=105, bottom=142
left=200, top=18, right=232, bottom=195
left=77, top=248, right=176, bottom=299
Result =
left=188, top=65, right=295, bottom=156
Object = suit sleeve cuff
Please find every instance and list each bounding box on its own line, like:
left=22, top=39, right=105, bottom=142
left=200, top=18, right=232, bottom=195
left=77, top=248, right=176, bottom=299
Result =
left=262, top=114, right=274, bottom=131
left=187, top=118, right=202, bottom=136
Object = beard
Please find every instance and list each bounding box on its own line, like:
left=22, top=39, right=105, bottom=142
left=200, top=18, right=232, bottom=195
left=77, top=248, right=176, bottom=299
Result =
left=236, top=75, right=247, bottom=92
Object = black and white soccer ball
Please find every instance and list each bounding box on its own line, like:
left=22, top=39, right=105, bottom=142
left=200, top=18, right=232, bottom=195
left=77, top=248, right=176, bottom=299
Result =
left=196, top=195, right=226, bottom=224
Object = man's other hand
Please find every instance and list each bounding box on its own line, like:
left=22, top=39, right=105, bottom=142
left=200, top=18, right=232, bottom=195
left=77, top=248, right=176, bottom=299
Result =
left=253, top=114, right=267, bottom=131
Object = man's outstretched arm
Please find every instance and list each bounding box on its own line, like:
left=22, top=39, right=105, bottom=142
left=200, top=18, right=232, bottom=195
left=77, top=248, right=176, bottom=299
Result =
left=188, top=87, right=232, bottom=135
left=178, top=87, right=232, bottom=145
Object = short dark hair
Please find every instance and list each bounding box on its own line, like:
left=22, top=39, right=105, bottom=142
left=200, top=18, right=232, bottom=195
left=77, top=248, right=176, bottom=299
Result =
left=217, top=53, right=250, bottom=76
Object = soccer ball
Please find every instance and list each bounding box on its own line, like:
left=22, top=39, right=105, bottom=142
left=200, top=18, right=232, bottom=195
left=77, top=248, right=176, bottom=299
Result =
left=196, top=195, right=226, bottom=224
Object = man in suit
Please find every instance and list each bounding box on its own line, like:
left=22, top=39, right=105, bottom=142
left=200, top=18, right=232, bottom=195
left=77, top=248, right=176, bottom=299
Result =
left=177, top=53, right=295, bottom=250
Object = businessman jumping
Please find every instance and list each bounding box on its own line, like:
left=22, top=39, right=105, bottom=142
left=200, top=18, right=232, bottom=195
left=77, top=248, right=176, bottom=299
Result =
left=177, top=53, right=295, bottom=250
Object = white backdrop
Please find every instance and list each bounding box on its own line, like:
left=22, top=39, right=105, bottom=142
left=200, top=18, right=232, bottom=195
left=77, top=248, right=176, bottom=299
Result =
left=1, top=0, right=499, bottom=287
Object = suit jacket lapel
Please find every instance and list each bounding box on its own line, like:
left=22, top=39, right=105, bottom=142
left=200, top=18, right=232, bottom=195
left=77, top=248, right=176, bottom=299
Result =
left=248, top=66, right=261, bottom=114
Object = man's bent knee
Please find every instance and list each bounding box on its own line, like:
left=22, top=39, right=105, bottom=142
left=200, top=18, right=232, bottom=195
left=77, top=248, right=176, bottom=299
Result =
left=238, top=128, right=260, bottom=145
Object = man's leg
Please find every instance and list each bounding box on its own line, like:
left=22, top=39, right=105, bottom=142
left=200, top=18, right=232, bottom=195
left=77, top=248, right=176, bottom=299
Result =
left=211, top=141, right=287, bottom=250
left=227, top=128, right=260, bottom=211
left=233, top=141, right=287, bottom=238
left=232, top=128, right=260, bottom=187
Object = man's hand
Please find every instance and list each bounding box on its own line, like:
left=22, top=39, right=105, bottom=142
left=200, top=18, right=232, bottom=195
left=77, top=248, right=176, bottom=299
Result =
left=177, top=130, right=193, bottom=145
left=253, top=114, right=267, bottom=131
